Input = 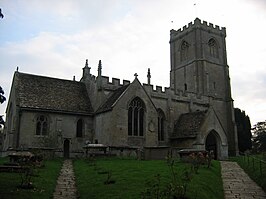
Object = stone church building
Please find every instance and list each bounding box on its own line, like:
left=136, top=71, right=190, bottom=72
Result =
left=2, top=18, right=238, bottom=159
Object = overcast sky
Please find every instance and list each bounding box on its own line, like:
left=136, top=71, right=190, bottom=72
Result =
left=0, top=0, right=266, bottom=126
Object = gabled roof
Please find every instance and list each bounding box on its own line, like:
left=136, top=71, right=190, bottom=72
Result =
left=96, top=84, right=129, bottom=114
left=15, top=72, right=93, bottom=115
left=171, top=111, right=206, bottom=139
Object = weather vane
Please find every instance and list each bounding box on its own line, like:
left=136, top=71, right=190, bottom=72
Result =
left=193, top=2, right=198, bottom=18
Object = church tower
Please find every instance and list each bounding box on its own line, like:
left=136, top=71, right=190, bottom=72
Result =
left=170, top=18, right=230, bottom=99
left=170, top=18, right=238, bottom=156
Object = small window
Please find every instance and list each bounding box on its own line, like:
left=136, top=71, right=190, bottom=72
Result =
left=181, top=41, right=189, bottom=61
left=128, top=107, right=133, bottom=136
left=208, top=38, right=218, bottom=58
left=76, top=119, right=83, bottom=138
left=184, top=83, right=188, bottom=91
left=36, top=115, right=48, bottom=135
left=158, top=109, right=165, bottom=141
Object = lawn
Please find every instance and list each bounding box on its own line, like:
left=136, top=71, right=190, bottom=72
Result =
left=73, top=158, right=224, bottom=199
left=0, top=157, right=224, bottom=199
left=0, top=158, right=63, bottom=199
left=231, top=155, right=266, bottom=192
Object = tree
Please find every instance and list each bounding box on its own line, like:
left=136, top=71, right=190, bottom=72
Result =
left=0, top=8, right=4, bottom=19
left=234, top=108, right=252, bottom=153
left=252, top=121, right=266, bottom=153
left=0, top=86, right=6, bottom=128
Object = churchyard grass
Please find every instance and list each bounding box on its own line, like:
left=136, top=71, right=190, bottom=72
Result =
left=231, top=155, right=266, bottom=192
left=0, top=158, right=63, bottom=199
left=74, top=158, right=223, bottom=199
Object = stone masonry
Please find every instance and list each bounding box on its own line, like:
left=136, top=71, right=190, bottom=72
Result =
left=221, top=161, right=266, bottom=199
left=53, top=159, right=78, bottom=199
left=3, top=18, right=238, bottom=160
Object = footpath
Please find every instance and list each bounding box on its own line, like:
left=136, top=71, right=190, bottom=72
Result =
left=221, top=161, right=266, bottom=199
left=53, top=159, right=78, bottom=199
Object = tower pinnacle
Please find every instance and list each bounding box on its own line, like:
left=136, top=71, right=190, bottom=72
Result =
left=147, top=68, right=151, bottom=85
left=97, top=60, right=103, bottom=90
left=98, top=60, right=102, bottom=77
left=82, top=59, right=91, bottom=78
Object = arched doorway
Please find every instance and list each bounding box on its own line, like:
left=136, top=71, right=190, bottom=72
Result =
left=205, top=131, right=218, bottom=159
left=64, top=139, right=70, bottom=159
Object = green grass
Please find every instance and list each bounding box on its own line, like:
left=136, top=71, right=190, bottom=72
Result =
left=231, top=155, right=266, bottom=192
left=0, top=158, right=63, bottom=199
left=74, top=158, right=223, bottom=199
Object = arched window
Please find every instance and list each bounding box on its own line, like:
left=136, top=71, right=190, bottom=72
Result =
left=36, top=115, right=48, bottom=135
left=128, top=97, right=145, bottom=136
left=76, top=119, right=83, bottom=138
left=208, top=38, right=218, bottom=58
left=180, top=41, right=189, bottom=61
left=158, top=109, right=165, bottom=141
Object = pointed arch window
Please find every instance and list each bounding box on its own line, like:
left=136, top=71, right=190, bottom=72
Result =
left=158, top=109, right=165, bottom=141
left=128, top=97, right=145, bottom=136
left=208, top=38, right=218, bottom=58
left=36, top=115, right=48, bottom=135
left=180, top=41, right=189, bottom=61
left=76, top=119, right=83, bottom=138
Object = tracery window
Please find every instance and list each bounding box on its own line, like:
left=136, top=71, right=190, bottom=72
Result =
left=158, top=109, right=165, bottom=141
left=36, top=115, right=48, bottom=135
left=128, top=97, right=145, bottom=136
left=180, top=41, right=189, bottom=61
left=208, top=38, right=218, bottom=58
left=76, top=119, right=83, bottom=138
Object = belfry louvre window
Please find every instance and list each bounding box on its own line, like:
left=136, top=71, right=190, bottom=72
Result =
left=208, top=38, right=218, bottom=58
left=128, top=97, right=145, bottom=136
left=36, top=115, right=48, bottom=135
left=158, top=109, right=165, bottom=141
left=180, top=41, right=189, bottom=61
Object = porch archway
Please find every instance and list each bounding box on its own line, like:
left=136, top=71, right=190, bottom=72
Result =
left=205, top=130, right=220, bottom=160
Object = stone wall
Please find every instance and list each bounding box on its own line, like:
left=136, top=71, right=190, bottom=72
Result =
left=17, top=111, right=93, bottom=154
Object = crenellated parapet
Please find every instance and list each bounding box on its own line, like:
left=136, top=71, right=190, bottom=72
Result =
left=99, top=76, right=131, bottom=90
left=143, top=83, right=167, bottom=96
left=142, top=82, right=212, bottom=109
left=81, top=59, right=212, bottom=109
left=170, top=18, right=226, bottom=42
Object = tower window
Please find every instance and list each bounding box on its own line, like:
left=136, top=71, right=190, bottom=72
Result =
left=158, top=109, right=165, bottom=141
left=36, top=115, right=48, bottom=135
left=180, top=41, right=189, bottom=61
left=208, top=38, right=218, bottom=58
left=128, top=97, right=145, bottom=136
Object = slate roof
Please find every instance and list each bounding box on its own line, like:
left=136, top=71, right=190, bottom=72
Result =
left=96, top=84, right=129, bottom=114
left=171, top=111, right=206, bottom=139
left=15, top=72, right=93, bottom=114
